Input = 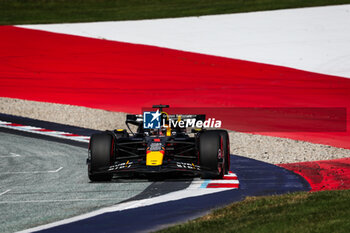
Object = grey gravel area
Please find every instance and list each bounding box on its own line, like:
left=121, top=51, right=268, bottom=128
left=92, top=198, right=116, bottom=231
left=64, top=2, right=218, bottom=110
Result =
left=1, top=97, right=350, bottom=164
left=228, top=131, right=350, bottom=164
left=0, top=97, right=127, bottom=130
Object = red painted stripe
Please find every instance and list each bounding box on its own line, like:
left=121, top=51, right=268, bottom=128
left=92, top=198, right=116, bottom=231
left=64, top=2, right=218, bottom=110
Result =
left=278, top=158, right=350, bottom=191
left=9, top=123, right=24, bottom=127
left=223, top=176, right=238, bottom=180
left=207, top=183, right=239, bottom=188
left=1, top=26, right=350, bottom=148
left=35, top=128, right=54, bottom=132
left=61, top=133, right=81, bottom=137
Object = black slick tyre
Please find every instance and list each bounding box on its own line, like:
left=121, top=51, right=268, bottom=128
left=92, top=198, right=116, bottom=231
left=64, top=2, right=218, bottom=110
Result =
left=88, top=133, right=114, bottom=182
left=199, top=130, right=224, bottom=179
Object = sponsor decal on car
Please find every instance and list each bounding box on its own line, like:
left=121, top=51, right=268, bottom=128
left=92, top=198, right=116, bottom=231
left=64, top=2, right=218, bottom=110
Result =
left=108, top=161, right=133, bottom=171
left=176, top=162, right=200, bottom=170
left=149, top=142, right=162, bottom=151
left=217, top=148, right=222, bottom=159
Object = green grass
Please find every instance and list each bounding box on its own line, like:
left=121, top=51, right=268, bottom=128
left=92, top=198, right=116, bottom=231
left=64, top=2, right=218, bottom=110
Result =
left=158, top=190, right=350, bottom=233
left=1, top=0, right=350, bottom=25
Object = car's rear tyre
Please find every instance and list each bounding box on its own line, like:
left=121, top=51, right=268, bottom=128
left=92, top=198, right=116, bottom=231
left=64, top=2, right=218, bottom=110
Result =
left=199, top=131, right=225, bottom=179
left=210, top=130, right=230, bottom=174
left=88, top=133, right=114, bottom=182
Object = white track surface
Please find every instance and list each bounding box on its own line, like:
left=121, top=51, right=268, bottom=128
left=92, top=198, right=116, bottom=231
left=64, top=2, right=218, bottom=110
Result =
left=19, top=4, right=350, bottom=78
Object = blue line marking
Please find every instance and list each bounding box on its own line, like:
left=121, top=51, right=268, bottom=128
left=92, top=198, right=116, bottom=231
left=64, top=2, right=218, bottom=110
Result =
left=200, top=180, right=210, bottom=188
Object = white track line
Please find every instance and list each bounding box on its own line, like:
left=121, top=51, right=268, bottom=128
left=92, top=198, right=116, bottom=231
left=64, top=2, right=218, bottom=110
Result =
left=0, top=189, right=11, bottom=196
left=191, top=179, right=239, bottom=184
left=0, top=198, right=126, bottom=204
left=225, top=173, right=237, bottom=177
left=0, top=167, right=63, bottom=174
left=49, top=167, right=63, bottom=173
left=0, top=153, right=21, bottom=158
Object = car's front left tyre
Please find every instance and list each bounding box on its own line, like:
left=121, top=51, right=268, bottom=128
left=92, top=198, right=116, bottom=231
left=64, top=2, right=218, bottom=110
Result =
left=88, top=133, right=114, bottom=182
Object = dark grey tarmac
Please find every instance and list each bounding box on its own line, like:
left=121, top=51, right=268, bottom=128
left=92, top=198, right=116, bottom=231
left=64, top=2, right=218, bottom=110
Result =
left=0, top=131, right=152, bottom=233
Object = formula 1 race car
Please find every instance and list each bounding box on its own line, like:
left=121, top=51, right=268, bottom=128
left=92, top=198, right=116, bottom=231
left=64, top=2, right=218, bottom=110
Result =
left=87, top=105, right=230, bottom=181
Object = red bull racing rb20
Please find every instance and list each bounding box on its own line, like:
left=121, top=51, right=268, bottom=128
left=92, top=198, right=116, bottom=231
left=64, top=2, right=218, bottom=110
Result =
left=87, top=105, right=230, bottom=181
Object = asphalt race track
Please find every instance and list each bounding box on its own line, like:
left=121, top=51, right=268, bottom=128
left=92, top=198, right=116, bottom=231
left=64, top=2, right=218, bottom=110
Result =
left=0, top=130, right=156, bottom=233
left=35, top=155, right=310, bottom=233
left=0, top=114, right=310, bottom=232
